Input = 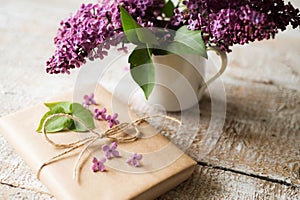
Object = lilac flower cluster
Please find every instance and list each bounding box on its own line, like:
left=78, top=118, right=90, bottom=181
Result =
left=94, top=108, right=107, bottom=120
left=82, top=93, right=119, bottom=128
left=102, top=142, right=121, bottom=159
left=46, top=0, right=300, bottom=73
left=171, top=0, right=300, bottom=52
left=83, top=93, right=96, bottom=108
left=46, top=3, right=120, bottom=74
left=92, top=142, right=120, bottom=173
left=92, top=157, right=106, bottom=172
left=46, top=0, right=164, bottom=74
left=126, top=153, right=143, bottom=167
left=92, top=142, right=143, bottom=172
left=94, top=108, right=119, bottom=128
left=119, top=0, right=164, bottom=27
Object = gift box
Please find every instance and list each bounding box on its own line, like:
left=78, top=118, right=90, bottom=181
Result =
left=0, top=85, right=196, bottom=200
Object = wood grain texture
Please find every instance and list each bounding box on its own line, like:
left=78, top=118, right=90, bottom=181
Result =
left=141, top=32, right=300, bottom=188
left=130, top=37, right=300, bottom=188
left=0, top=0, right=88, bottom=197
left=187, top=78, right=300, bottom=186
left=0, top=184, right=52, bottom=200
left=0, top=0, right=299, bottom=199
left=0, top=135, right=50, bottom=195
left=159, top=165, right=300, bottom=200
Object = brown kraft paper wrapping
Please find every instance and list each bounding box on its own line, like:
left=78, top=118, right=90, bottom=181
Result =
left=0, top=85, right=196, bottom=200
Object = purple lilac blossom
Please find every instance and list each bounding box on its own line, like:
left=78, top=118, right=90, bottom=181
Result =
left=106, top=113, right=120, bottom=128
left=126, top=153, right=143, bottom=167
left=46, top=0, right=164, bottom=74
left=82, top=93, right=96, bottom=108
left=92, top=157, right=106, bottom=172
left=171, top=0, right=300, bottom=52
left=46, top=0, right=300, bottom=72
left=94, top=108, right=107, bottom=120
left=102, top=142, right=121, bottom=159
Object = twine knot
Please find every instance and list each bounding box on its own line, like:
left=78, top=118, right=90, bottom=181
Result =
left=37, top=113, right=180, bottom=182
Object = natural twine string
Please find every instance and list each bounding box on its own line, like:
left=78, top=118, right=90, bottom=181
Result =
left=36, top=113, right=181, bottom=182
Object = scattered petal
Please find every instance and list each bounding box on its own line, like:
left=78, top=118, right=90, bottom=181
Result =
left=112, top=150, right=120, bottom=157
left=82, top=93, right=96, bottom=108
left=102, top=145, right=109, bottom=152
left=94, top=108, right=107, bottom=120
left=92, top=157, right=106, bottom=172
left=126, top=153, right=143, bottom=167
left=102, top=142, right=121, bottom=159
left=106, top=113, right=119, bottom=128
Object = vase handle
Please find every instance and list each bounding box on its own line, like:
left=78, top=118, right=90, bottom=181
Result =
left=198, top=46, right=227, bottom=99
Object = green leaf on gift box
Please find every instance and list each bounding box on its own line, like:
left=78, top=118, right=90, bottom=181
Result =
left=41, top=113, right=73, bottom=133
left=129, top=46, right=155, bottom=100
left=162, top=0, right=175, bottom=17
left=36, top=101, right=95, bottom=133
left=170, top=25, right=207, bottom=58
left=44, top=101, right=72, bottom=113
left=120, top=5, right=159, bottom=46
left=70, top=103, right=95, bottom=132
left=36, top=106, right=73, bottom=133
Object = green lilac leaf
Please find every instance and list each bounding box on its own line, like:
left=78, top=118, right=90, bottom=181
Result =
left=162, top=0, right=175, bottom=17
left=44, top=101, right=72, bottom=113
left=70, top=103, right=95, bottom=132
left=120, top=5, right=140, bottom=44
left=42, top=115, right=73, bottom=133
left=167, top=41, right=204, bottom=55
left=120, top=6, right=159, bottom=46
left=36, top=102, right=95, bottom=133
left=36, top=111, right=53, bottom=132
left=172, top=26, right=207, bottom=58
left=129, top=46, right=155, bottom=100
left=36, top=107, right=73, bottom=133
left=136, top=28, right=159, bottom=46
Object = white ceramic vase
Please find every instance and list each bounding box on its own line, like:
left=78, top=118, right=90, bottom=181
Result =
left=148, top=47, right=227, bottom=111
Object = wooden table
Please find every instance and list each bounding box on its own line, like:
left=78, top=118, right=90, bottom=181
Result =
left=0, top=0, right=299, bottom=199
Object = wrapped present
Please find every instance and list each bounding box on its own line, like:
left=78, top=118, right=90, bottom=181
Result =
left=0, top=85, right=196, bottom=200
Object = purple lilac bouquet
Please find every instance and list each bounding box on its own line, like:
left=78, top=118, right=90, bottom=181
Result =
left=46, top=0, right=165, bottom=74
left=172, top=0, right=300, bottom=52
left=46, top=0, right=300, bottom=98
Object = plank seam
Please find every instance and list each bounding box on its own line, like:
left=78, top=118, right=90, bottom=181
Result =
left=197, top=161, right=299, bottom=189
left=0, top=181, right=53, bottom=197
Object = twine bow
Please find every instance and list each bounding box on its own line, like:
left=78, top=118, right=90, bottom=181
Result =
left=37, top=113, right=180, bottom=182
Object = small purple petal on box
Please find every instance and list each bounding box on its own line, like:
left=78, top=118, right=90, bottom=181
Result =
left=92, top=165, right=98, bottom=172
left=126, top=153, right=143, bottom=167
left=112, top=150, right=120, bottom=157
left=99, top=165, right=105, bottom=172
left=106, top=113, right=119, bottom=128
left=94, top=108, right=107, bottom=120
left=82, top=93, right=96, bottom=108
left=102, top=145, right=109, bottom=152
left=100, top=158, right=106, bottom=164
left=91, top=157, right=106, bottom=172
left=135, top=153, right=143, bottom=160
left=110, top=141, right=118, bottom=150
left=106, top=152, right=112, bottom=159
left=133, top=160, right=139, bottom=167
left=102, top=142, right=121, bottom=159
left=92, top=157, right=98, bottom=163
